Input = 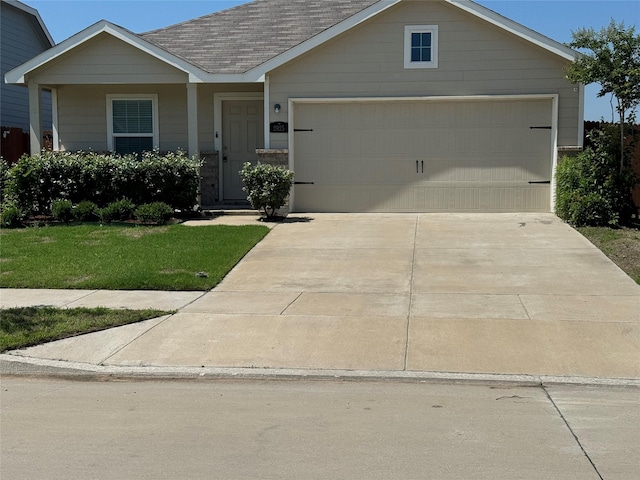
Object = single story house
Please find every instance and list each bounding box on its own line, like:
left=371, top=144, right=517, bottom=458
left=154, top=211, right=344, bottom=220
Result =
left=6, top=0, right=583, bottom=213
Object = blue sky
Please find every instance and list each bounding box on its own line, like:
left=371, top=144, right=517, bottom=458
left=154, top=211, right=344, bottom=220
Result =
left=27, top=0, right=640, bottom=121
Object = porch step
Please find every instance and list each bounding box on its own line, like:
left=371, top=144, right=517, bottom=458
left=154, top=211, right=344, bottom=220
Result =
left=200, top=203, right=259, bottom=217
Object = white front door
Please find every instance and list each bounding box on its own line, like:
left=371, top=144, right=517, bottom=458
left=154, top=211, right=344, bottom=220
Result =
left=222, top=100, right=264, bottom=200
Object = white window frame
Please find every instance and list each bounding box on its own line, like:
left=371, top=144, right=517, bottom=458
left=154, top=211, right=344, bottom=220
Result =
left=404, top=25, right=438, bottom=69
left=106, top=94, right=159, bottom=152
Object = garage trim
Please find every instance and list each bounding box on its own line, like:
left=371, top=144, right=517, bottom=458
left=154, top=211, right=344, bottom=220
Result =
left=288, top=94, right=559, bottom=213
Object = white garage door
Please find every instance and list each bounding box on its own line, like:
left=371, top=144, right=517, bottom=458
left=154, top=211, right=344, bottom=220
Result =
left=291, top=97, right=554, bottom=213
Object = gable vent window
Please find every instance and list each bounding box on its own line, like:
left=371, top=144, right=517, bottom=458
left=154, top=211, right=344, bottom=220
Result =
left=107, top=95, right=159, bottom=155
left=404, top=25, right=438, bottom=69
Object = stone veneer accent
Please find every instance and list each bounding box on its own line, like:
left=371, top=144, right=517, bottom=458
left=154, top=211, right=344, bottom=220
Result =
left=256, top=149, right=289, bottom=168
left=558, top=146, right=583, bottom=159
left=199, top=151, right=219, bottom=206
left=198, top=150, right=290, bottom=207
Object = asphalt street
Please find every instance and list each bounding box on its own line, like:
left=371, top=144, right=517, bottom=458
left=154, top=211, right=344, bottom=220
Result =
left=1, top=377, right=638, bottom=480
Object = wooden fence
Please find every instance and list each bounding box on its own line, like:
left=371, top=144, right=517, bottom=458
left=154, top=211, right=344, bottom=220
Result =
left=584, top=121, right=640, bottom=213
left=0, top=127, right=30, bottom=165
left=0, top=127, right=54, bottom=165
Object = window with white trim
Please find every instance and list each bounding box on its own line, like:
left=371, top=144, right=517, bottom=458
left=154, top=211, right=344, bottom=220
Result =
left=106, top=95, right=159, bottom=155
left=404, top=25, right=438, bottom=69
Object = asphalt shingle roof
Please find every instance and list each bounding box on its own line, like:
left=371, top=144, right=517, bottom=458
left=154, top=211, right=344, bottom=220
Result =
left=140, top=0, right=380, bottom=74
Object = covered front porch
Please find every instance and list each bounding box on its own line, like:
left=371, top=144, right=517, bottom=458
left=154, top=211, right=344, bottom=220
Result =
left=26, top=82, right=284, bottom=206
left=7, top=21, right=289, bottom=208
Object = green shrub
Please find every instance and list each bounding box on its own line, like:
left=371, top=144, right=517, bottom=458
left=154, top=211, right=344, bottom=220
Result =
left=0, top=157, right=10, bottom=205
left=74, top=201, right=99, bottom=222
left=51, top=199, right=74, bottom=223
left=555, top=125, right=636, bottom=227
left=4, top=150, right=201, bottom=215
left=134, top=202, right=173, bottom=225
left=240, top=162, right=294, bottom=218
left=136, top=150, right=202, bottom=211
left=0, top=202, right=24, bottom=229
left=99, top=199, right=135, bottom=223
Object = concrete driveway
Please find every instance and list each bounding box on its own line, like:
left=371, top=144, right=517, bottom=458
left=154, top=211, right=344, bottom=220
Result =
left=10, top=213, right=640, bottom=379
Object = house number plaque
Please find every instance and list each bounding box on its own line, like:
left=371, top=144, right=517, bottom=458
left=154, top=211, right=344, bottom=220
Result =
left=270, top=122, right=289, bottom=133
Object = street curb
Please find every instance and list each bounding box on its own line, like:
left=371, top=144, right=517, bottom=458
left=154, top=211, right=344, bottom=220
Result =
left=2, top=355, right=638, bottom=387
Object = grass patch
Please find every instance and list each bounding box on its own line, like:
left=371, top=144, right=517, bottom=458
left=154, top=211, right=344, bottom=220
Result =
left=0, top=224, right=269, bottom=290
left=0, top=307, right=171, bottom=352
left=579, top=223, right=640, bottom=284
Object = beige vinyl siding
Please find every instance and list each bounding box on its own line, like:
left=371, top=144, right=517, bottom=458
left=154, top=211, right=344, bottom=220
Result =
left=56, top=85, right=189, bottom=152
left=33, top=33, right=188, bottom=85
left=56, top=83, right=265, bottom=153
left=269, top=0, right=579, bottom=148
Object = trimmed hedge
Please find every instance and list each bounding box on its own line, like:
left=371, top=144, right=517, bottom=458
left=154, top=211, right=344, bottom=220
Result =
left=4, top=150, right=202, bottom=215
left=0, top=158, right=9, bottom=205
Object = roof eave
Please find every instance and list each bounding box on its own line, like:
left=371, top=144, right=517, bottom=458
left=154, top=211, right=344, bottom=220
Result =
left=5, top=20, right=211, bottom=85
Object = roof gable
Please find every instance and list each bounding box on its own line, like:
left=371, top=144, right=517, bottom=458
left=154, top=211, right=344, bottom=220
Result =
left=35, top=32, right=189, bottom=84
left=5, top=20, right=211, bottom=84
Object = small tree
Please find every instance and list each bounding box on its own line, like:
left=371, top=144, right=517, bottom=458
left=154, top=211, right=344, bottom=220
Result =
left=240, top=162, right=294, bottom=218
left=565, top=21, right=640, bottom=173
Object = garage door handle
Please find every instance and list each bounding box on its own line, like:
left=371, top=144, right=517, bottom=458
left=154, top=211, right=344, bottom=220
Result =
left=416, top=161, right=419, bottom=173
left=422, top=160, right=424, bottom=174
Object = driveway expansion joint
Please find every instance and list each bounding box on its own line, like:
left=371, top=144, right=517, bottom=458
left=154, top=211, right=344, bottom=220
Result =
left=543, top=386, right=605, bottom=480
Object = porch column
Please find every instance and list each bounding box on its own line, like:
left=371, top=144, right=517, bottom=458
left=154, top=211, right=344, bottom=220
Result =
left=187, top=83, right=199, bottom=157
left=28, top=80, right=42, bottom=155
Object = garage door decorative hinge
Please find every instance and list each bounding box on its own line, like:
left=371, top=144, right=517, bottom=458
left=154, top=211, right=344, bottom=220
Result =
left=295, top=181, right=315, bottom=185
left=528, top=180, right=551, bottom=184
left=529, top=126, right=552, bottom=130
left=294, top=128, right=314, bottom=132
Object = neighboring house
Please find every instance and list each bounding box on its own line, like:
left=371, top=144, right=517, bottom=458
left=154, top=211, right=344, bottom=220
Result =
left=1, top=0, right=54, bottom=161
left=5, top=0, right=583, bottom=212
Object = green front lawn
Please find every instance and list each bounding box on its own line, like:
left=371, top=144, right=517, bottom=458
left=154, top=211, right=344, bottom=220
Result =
left=0, top=307, right=171, bottom=352
left=579, top=225, right=640, bottom=284
left=0, top=224, right=269, bottom=291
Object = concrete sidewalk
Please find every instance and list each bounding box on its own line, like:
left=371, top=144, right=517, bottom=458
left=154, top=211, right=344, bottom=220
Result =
left=2, top=213, right=639, bottom=382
